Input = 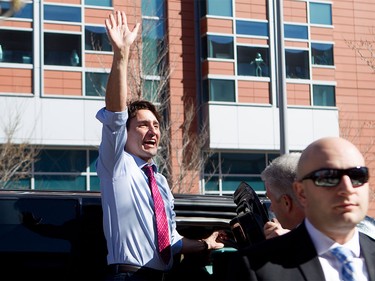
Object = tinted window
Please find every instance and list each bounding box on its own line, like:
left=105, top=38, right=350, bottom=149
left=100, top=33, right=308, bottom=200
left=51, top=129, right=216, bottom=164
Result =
left=35, top=150, right=86, bottom=173
left=285, top=49, right=309, bottom=79
left=237, top=46, right=269, bottom=77
left=209, top=79, right=235, bottom=102
left=142, top=0, right=164, bottom=17
left=35, top=175, right=86, bottom=191
left=85, top=0, right=112, bottom=7
left=310, top=2, right=332, bottom=25
left=284, top=24, right=308, bottom=39
left=44, top=5, right=81, bottom=22
left=236, top=20, right=268, bottom=37
left=207, top=0, right=232, bottom=17
left=142, top=19, right=165, bottom=75
left=143, top=79, right=162, bottom=103
left=44, top=33, right=81, bottom=66
left=0, top=2, right=33, bottom=19
left=0, top=30, right=32, bottom=64
left=313, top=85, right=335, bottom=106
left=86, top=72, right=108, bottom=96
left=311, top=43, right=334, bottom=65
left=0, top=198, right=79, bottom=252
left=207, top=35, right=234, bottom=59
left=85, top=26, right=111, bottom=52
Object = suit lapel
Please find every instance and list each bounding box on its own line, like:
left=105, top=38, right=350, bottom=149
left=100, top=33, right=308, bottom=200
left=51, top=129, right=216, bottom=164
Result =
left=293, top=222, right=326, bottom=281
left=360, top=233, right=375, bottom=280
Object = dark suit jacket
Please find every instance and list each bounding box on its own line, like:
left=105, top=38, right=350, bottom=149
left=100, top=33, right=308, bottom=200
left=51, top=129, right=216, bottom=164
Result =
left=229, top=221, right=375, bottom=281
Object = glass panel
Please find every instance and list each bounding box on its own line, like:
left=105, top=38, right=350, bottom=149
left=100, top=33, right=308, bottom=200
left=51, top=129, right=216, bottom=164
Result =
left=0, top=198, right=78, bottom=252
left=0, top=30, right=33, bottom=64
left=90, top=176, right=100, bottom=191
left=221, top=153, right=266, bottom=174
left=204, top=153, right=219, bottom=174
left=204, top=176, right=220, bottom=191
left=85, top=26, right=112, bottom=52
left=313, top=85, right=335, bottom=106
left=285, top=49, right=309, bottom=79
left=85, top=0, right=112, bottom=7
left=0, top=2, right=33, bottom=19
left=35, top=150, right=86, bottom=173
left=143, top=79, right=161, bottom=103
left=310, top=2, right=332, bottom=25
left=44, top=33, right=81, bottom=66
left=35, top=175, right=86, bottom=191
left=222, top=176, right=264, bottom=192
left=142, top=19, right=165, bottom=76
left=2, top=178, right=30, bottom=189
left=207, top=0, right=232, bottom=17
left=237, top=46, right=269, bottom=77
left=311, top=43, right=333, bottom=65
left=89, top=150, right=98, bottom=172
left=209, top=79, right=235, bottom=102
left=44, top=5, right=81, bottom=22
left=86, top=72, right=108, bottom=96
left=142, top=0, right=164, bottom=17
left=236, top=20, right=268, bottom=37
left=208, top=35, right=234, bottom=59
left=284, top=24, right=308, bottom=39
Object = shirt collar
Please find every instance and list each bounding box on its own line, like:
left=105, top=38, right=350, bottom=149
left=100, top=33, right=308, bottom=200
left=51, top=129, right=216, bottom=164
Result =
left=305, top=218, right=361, bottom=258
left=129, top=153, right=158, bottom=172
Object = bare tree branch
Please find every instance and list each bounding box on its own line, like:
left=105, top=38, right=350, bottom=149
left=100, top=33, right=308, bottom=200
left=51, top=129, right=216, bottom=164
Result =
left=0, top=111, right=39, bottom=189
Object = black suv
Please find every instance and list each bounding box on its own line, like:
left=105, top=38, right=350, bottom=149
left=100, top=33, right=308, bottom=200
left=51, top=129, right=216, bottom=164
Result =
left=0, top=189, right=270, bottom=281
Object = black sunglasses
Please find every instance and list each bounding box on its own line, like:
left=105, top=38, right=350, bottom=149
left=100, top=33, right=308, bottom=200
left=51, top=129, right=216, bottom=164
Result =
left=300, top=166, right=369, bottom=187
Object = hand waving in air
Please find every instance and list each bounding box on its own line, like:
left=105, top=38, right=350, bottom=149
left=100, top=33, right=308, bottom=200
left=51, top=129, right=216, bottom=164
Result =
left=105, top=10, right=140, bottom=54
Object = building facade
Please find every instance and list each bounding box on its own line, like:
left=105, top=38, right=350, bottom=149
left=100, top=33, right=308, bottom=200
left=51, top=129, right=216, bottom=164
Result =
left=0, top=0, right=374, bottom=215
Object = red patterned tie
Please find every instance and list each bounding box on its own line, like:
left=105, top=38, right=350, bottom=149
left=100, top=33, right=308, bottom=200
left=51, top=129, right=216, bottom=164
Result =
left=143, top=165, right=171, bottom=264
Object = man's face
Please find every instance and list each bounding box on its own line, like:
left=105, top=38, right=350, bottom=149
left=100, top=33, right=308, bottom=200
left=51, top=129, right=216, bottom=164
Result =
left=295, top=139, right=369, bottom=239
left=125, top=109, right=160, bottom=162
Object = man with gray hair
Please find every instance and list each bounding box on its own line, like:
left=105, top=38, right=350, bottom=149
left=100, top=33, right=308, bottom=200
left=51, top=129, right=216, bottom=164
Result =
left=261, top=153, right=305, bottom=239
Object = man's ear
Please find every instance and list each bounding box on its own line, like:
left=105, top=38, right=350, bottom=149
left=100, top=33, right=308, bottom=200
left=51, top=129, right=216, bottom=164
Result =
left=293, top=181, right=306, bottom=207
left=281, top=194, right=292, bottom=212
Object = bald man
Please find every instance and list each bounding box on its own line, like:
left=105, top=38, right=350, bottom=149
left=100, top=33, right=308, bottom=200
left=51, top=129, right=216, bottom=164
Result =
left=230, top=137, right=375, bottom=281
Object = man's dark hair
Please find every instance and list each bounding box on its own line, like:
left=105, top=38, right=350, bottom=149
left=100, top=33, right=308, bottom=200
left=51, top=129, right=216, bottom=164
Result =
left=126, top=100, right=162, bottom=129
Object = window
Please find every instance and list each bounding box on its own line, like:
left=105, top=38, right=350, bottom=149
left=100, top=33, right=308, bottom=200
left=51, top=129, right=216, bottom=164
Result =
left=85, top=26, right=112, bottom=52
left=85, top=0, right=112, bottom=7
left=311, top=43, right=333, bottom=66
left=313, top=85, right=335, bottom=106
left=204, top=79, right=235, bottom=102
left=203, top=152, right=279, bottom=194
left=284, top=24, right=308, bottom=39
left=44, top=5, right=81, bottom=23
left=200, top=0, right=232, bottom=17
left=0, top=1, right=33, bottom=19
left=44, top=33, right=81, bottom=66
left=6, top=149, right=99, bottom=191
left=143, top=79, right=163, bottom=103
left=285, top=49, right=309, bottom=79
left=205, top=35, right=234, bottom=59
left=310, top=2, right=332, bottom=25
left=236, top=21, right=268, bottom=37
left=237, top=46, right=269, bottom=77
left=0, top=30, right=32, bottom=64
left=142, top=19, right=165, bottom=76
left=33, top=149, right=98, bottom=191
left=85, top=72, right=108, bottom=96
left=0, top=198, right=79, bottom=252
left=142, top=0, right=164, bottom=17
